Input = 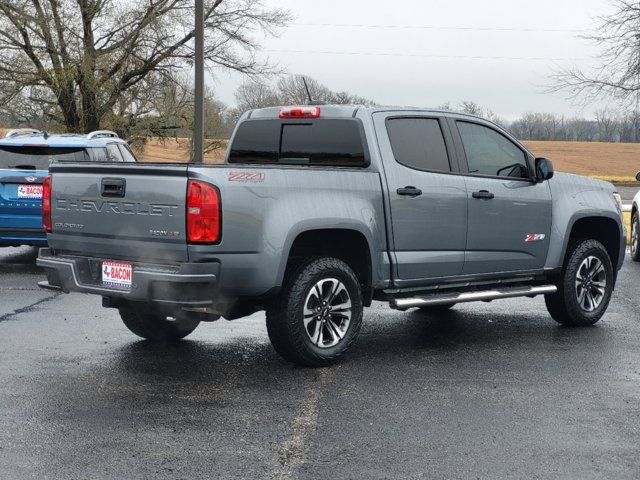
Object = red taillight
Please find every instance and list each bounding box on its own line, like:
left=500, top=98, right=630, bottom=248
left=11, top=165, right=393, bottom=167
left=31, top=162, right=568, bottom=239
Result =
left=187, top=180, right=221, bottom=244
left=279, top=106, right=320, bottom=119
left=42, top=175, right=52, bottom=233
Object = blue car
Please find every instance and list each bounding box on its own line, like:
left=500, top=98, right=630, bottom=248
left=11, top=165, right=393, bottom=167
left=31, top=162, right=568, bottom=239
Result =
left=0, top=128, right=137, bottom=247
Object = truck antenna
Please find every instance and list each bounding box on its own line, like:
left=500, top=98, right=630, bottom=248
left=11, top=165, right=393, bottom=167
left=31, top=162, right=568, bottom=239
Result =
left=302, top=77, right=313, bottom=105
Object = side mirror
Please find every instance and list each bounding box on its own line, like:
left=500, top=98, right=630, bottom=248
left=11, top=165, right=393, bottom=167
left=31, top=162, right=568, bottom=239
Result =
left=535, top=157, right=554, bottom=182
left=636, top=171, right=640, bottom=182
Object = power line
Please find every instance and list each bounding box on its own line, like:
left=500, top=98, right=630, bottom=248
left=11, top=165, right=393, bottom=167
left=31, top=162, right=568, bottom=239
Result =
left=265, top=49, right=588, bottom=62
left=291, top=22, right=587, bottom=34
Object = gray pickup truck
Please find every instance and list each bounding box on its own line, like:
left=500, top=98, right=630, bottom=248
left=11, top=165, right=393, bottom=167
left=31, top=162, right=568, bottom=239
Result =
left=38, top=105, right=627, bottom=367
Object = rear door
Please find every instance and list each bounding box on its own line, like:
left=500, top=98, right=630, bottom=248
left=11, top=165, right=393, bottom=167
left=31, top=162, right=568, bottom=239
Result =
left=48, top=164, right=189, bottom=262
left=374, top=112, right=468, bottom=285
left=448, top=118, right=552, bottom=275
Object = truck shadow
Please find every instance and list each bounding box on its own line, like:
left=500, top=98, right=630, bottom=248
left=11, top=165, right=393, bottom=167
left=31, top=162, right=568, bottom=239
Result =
left=0, top=246, right=41, bottom=274
left=350, top=306, right=613, bottom=362
left=105, top=305, right=613, bottom=383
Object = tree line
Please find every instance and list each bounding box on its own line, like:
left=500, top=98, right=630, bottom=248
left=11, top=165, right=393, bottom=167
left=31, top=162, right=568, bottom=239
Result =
left=441, top=102, right=640, bottom=143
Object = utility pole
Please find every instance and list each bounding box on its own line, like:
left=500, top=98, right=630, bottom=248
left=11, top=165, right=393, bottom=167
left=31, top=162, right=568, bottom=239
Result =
left=193, top=0, right=204, bottom=163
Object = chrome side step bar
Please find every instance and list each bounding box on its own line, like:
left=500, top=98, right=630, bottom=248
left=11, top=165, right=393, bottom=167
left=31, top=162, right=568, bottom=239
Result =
left=390, top=285, right=557, bottom=310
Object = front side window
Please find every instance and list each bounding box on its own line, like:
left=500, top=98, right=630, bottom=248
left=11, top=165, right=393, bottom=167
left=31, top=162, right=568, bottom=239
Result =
left=386, top=118, right=451, bottom=172
left=457, top=122, right=530, bottom=179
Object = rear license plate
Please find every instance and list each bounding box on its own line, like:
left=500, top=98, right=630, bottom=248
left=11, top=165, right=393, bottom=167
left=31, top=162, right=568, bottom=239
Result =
left=17, top=184, right=43, bottom=199
left=102, top=261, right=132, bottom=290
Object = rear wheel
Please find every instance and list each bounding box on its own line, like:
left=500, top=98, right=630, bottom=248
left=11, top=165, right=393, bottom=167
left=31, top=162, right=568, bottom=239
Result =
left=119, top=303, right=200, bottom=341
left=545, top=239, right=614, bottom=326
left=266, top=257, right=363, bottom=367
left=631, top=212, right=640, bottom=262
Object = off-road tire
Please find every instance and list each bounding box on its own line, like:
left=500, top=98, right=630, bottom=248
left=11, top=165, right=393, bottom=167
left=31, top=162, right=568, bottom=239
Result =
left=266, top=257, right=363, bottom=367
left=119, top=303, right=200, bottom=341
left=545, top=239, right=614, bottom=327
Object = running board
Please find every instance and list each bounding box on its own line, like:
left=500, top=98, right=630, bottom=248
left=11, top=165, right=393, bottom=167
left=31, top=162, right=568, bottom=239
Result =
left=390, top=285, right=557, bottom=310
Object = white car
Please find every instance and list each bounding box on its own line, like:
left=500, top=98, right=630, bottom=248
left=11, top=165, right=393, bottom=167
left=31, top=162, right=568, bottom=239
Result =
left=632, top=172, right=640, bottom=261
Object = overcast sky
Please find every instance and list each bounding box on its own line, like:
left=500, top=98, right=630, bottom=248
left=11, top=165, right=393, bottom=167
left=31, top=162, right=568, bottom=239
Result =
left=210, top=0, right=617, bottom=119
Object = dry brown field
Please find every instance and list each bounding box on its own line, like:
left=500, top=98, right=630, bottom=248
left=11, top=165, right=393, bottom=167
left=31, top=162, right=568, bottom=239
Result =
left=138, top=138, right=640, bottom=181
left=140, top=139, right=640, bottom=181
left=523, top=141, right=639, bottom=182
left=1, top=128, right=637, bottom=181
left=0, top=130, right=633, bottom=239
left=136, top=137, right=227, bottom=164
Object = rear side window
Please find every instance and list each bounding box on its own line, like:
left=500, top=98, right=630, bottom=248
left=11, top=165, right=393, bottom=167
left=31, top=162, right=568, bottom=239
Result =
left=106, top=144, right=124, bottom=162
left=0, top=146, right=88, bottom=170
left=229, top=119, right=367, bottom=167
left=86, top=147, right=110, bottom=162
left=118, top=145, right=138, bottom=162
left=386, top=118, right=451, bottom=172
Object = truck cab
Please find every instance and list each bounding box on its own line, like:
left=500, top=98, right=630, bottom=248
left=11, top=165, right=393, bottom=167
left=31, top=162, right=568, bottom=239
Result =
left=0, top=129, right=136, bottom=247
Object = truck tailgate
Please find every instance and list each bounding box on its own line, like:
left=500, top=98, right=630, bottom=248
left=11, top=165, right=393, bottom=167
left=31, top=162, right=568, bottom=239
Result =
left=48, top=164, right=189, bottom=262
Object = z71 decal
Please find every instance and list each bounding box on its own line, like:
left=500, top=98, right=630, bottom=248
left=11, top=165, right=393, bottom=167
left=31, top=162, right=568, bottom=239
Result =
left=228, top=171, right=265, bottom=183
left=525, top=233, right=546, bottom=243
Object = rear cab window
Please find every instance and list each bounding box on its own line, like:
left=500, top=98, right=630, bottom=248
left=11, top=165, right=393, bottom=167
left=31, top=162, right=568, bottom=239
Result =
left=229, top=118, right=368, bottom=167
left=386, top=118, right=452, bottom=172
left=0, top=146, right=88, bottom=171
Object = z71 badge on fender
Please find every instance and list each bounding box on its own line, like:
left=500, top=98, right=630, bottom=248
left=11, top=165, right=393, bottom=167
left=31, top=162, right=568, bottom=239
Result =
left=525, top=233, right=546, bottom=243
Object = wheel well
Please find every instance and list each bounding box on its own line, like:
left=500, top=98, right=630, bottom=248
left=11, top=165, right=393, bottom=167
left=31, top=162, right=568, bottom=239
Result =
left=567, top=217, right=621, bottom=269
left=286, top=229, right=373, bottom=305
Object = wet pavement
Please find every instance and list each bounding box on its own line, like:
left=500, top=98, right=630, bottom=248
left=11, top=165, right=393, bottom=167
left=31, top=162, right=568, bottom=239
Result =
left=1, top=246, right=639, bottom=479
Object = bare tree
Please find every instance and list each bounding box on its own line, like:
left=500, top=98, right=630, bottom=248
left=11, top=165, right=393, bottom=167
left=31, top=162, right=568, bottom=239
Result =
left=229, top=75, right=375, bottom=121
left=234, top=79, right=280, bottom=111
left=275, top=76, right=375, bottom=106
left=0, top=0, right=290, bottom=134
left=553, top=0, right=640, bottom=105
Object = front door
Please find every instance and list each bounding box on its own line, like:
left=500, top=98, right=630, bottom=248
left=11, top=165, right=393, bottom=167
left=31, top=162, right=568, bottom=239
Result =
left=450, top=119, right=552, bottom=275
left=374, top=113, right=468, bottom=285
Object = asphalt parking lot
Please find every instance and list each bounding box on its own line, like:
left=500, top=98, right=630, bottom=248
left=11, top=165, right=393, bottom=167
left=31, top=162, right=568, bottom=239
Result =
left=1, top=246, right=640, bottom=479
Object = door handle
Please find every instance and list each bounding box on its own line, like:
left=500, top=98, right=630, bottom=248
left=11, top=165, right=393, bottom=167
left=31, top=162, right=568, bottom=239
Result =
left=472, top=190, right=494, bottom=200
left=397, top=186, right=422, bottom=197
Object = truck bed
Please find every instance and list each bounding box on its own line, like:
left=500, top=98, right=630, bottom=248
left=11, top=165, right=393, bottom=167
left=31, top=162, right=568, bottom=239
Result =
left=46, top=162, right=387, bottom=297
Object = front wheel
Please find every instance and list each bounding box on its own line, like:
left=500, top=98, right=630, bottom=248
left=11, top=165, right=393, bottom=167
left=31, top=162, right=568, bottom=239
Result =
left=266, top=257, right=363, bottom=367
left=119, top=303, right=200, bottom=341
left=631, top=212, right=640, bottom=262
left=545, top=239, right=614, bottom=326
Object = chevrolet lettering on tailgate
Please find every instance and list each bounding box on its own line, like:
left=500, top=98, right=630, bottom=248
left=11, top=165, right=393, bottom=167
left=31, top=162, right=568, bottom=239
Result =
left=56, top=198, right=179, bottom=216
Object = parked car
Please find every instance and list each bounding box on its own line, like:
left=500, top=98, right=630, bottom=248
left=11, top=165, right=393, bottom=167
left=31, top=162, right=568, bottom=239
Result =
left=0, top=129, right=136, bottom=247
left=631, top=172, right=640, bottom=262
left=37, top=106, right=626, bottom=366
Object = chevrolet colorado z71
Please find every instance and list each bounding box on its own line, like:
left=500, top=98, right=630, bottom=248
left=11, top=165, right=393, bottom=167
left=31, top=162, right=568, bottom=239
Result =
left=37, top=106, right=627, bottom=367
